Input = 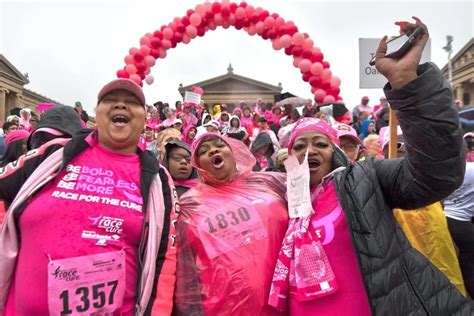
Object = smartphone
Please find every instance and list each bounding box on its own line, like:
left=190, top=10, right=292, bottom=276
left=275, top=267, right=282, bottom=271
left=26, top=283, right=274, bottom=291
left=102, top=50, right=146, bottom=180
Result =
left=369, top=26, right=424, bottom=66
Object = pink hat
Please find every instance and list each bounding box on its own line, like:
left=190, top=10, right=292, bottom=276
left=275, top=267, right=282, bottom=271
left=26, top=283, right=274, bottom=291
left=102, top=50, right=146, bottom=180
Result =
left=5, top=129, right=30, bottom=146
left=379, top=126, right=403, bottom=149
left=463, top=132, right=474, bottom=139
left=97, top=79, right=146, bottom=107
left=288, top=118, right=339, bottom=153
left=335, top=124, right=362, bottom=145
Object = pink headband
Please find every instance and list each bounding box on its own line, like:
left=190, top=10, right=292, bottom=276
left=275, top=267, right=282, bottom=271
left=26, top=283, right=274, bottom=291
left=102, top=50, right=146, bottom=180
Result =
left=288, top=118, right=339, bottom=153
left=5, top=129, right=30, bottom=146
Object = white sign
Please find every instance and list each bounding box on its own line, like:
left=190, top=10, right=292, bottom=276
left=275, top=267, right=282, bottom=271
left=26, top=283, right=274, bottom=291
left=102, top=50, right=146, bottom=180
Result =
left=184, top=91, right=201, bottom=104
left=359, top=38, right=431, bottom=89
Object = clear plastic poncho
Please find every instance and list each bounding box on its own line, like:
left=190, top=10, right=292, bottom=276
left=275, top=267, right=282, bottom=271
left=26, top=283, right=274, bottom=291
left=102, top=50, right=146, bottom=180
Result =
left=174, top=134, right=288, bottom=316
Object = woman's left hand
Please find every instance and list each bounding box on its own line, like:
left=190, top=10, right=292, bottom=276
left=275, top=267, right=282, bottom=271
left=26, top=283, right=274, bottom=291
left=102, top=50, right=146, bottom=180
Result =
left=375, top=17, right=429, bottom=89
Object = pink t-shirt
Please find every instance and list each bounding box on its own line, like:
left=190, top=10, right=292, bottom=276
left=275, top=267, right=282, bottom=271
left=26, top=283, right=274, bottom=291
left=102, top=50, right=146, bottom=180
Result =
left=289, top=181, right=371, bottom=315
left=6, top=144, right=143, bottom=316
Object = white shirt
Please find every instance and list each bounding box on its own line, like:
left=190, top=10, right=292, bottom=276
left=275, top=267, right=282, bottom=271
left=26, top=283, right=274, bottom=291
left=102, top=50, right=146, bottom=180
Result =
left=444, top=162, right=474, bottom=221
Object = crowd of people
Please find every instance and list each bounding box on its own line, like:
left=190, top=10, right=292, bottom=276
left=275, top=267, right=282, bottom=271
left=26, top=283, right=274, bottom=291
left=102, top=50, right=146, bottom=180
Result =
left=0, top=18, right=472, bottom=315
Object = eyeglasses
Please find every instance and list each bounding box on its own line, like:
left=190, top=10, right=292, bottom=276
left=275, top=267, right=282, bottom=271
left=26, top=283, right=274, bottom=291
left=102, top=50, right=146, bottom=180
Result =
left=169, top=153, right=191, bottom=163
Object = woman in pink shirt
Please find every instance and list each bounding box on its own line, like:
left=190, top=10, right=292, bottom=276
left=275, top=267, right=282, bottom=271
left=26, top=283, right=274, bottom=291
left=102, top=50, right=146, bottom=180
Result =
left=269, top=19, right=471, bottom=315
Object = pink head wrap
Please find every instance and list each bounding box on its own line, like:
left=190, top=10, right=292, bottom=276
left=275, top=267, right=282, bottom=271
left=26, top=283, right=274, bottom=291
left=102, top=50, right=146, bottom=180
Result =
left=287, top=118, right=339, bottom=153
left=5, top=129, right=30, bottom=146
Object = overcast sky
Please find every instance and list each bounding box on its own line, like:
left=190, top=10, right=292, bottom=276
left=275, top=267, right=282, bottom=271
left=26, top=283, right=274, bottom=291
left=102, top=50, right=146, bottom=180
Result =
left=1, top=0, right=472, bottom=114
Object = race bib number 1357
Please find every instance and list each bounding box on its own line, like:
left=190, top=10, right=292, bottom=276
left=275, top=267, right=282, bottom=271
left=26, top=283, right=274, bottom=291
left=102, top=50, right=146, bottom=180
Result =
left=48, top=251, right=126, bottom=315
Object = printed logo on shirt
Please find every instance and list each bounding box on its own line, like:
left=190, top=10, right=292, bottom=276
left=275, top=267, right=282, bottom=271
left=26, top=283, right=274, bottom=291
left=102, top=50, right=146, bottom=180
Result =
left=81, top=230, right=120, bottom=246
left=51, top=266, right=80, bottom=282
left=88, top=215, right=124, bottom=234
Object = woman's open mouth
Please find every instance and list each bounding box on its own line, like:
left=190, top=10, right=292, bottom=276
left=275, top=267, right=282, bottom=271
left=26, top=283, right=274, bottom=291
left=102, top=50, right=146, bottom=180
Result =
left=111, top=115, right=130, bottom=127
left=212, top=155, right=225, bottom=169
left=308, top=159, right=321, bottom=170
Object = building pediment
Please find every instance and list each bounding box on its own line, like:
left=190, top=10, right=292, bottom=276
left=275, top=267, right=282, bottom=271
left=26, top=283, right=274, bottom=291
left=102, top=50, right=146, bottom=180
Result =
left=0, top=54, right=29, bottom=86
left=179, top=64, right=282, bottom=96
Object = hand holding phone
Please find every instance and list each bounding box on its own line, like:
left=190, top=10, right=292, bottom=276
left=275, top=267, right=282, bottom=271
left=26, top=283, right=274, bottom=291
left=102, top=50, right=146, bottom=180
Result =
left=369, top=26, right=424, bottom=66
left=373, top=17, right=429, bottom=89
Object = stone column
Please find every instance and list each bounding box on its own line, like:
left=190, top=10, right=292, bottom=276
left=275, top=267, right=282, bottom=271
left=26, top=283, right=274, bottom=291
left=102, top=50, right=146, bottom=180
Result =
left=456, top=84, right=464, bottom=102
left=0, top=88, right=9, bottom=122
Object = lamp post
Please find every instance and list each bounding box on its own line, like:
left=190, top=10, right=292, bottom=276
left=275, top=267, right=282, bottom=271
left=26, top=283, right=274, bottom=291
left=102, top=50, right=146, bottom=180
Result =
left=443, top=35, right=453, bottom=85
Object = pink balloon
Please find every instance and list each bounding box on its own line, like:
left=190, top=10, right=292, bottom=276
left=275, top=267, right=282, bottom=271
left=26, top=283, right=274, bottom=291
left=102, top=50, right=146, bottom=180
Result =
left=124, top=55, right=134, bottom=64
left=163, top=27, right=174, bottom=40
left=330, top=76, right=341, bottom=87
left=125, top=64, right=137, bottom=74
left=247, top=25, right=256, bottom=36
left=182, top=34, right=191, bottom=44
left=140, top=45, right=151, bottom=55
left=264, top=16, right=275, bottom=28
left=203, top=1, right=212, bottom=11
left=214, top=13, right=223, bottom=26
left=321, top=68, right=332, bottom=80
left=293, top=57, right=303, bottom=68
left=255, top=21, right=265, bottom=34
left=310, top=62, right=323, bottom=75
left=129, top=47, right=139, bottom=55
left=168, top=22, right=177, bottom=32
left=174, top=17, right=181, bottom=25
left=235, top=7, right=246, bottom=19
left=298, top=59, right=312, bottom=72
left=292, top=32, right=305, bottom=46
left=193, top=86, right=204, bottom=95
left=323, top=95, right=336, bottom=103
left=145, top=68, right=151, bottom=75
left=140, top=36, right=151, bottom=46
left=208, top=21, right=217, bottom=30
left=228, top=14, right=236, bottom=26
left=195, top=4, right=206, bottom=17
left=275, top=17, right=285, bottom=27
left=161, top=39, right=172, bottom=49
left=280, top=34, right=292, bottom=48
left=144, top=55, right=155, bottom=67
left=312, top=46, right=322, bottom=54
left=190, top=13, right=202, bottom=26
left=222, top=20, right=230, bottom=29
left=145, top=75, right=154, bottom=85
left=130, top=74, right=141, bottom=85
left=145, top=33, right=153, bottom=39
left=302, top=38, right=314, bottom=49
left=272, top=39, right=283, bottom=50
left=314, top=89, right=327, bottom=100
left=186, top=25, right=198, bottom=38
left=159, top=48, right=167, bottom=59
left=245, top=5, right=254, bottom=16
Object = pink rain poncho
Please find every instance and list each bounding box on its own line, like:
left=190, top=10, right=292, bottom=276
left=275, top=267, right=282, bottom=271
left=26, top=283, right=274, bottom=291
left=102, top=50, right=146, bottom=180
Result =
left=174, top=133, right=288, bottom=316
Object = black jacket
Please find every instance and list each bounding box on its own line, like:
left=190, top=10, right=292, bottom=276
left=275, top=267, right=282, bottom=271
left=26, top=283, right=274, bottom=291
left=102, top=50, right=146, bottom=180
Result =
left=332, top=63, right=471, bottom=315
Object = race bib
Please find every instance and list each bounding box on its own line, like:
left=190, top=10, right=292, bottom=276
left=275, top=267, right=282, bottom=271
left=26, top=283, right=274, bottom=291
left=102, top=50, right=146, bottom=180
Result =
left=197, top=200, right=268, bottom=259
left=284, top=152, right=313, bottom=218
left=48, top=251, right=126, bottom=315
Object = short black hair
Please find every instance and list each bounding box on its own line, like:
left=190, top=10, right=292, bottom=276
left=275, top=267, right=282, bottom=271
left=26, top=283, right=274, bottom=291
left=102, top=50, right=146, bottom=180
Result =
left=3, top=121, right=18, bottom=131
left=259, top=117, right=267, bottom=123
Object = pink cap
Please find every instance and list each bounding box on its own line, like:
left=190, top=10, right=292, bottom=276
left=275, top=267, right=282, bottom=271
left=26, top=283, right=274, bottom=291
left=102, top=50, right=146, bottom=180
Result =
left=97, top=79, right=146, bottom=107
left=335, top=124, right=362, bottom=145
left=5, top=129, right=30, bottom=146
left=379, top=126, right=403, bottom=149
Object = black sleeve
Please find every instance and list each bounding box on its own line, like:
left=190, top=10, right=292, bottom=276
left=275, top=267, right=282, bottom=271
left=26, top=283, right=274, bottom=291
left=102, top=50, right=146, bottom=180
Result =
left=0, top=143, right=63, bottom=204
left=374, top=63, right=465, bottom=210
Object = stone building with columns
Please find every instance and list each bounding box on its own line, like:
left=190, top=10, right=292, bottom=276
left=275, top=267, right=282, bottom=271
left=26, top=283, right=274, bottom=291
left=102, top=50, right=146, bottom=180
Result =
left=178, top=64, right=283, bottom=113
left=0, top=54, right=65, bottom=122
left=442, top=38, right=474, bottom=106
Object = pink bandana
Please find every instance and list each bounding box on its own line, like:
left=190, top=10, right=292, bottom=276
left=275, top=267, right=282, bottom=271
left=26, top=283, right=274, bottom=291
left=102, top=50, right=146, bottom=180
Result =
left=287, top=118, right=339, bottom=153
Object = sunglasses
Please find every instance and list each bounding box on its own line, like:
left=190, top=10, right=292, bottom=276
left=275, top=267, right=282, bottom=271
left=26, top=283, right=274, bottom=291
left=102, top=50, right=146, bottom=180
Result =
left=169, top=153, right=191, bottom=163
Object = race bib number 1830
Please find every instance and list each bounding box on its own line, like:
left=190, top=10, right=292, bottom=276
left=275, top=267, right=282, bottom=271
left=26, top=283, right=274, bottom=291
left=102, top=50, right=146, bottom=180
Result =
left=48, top=251, right=125, bottom=315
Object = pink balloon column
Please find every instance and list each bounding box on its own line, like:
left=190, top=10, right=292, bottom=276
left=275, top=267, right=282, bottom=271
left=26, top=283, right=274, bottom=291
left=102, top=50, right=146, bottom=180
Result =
left=117, top=1, right=342, bottom=103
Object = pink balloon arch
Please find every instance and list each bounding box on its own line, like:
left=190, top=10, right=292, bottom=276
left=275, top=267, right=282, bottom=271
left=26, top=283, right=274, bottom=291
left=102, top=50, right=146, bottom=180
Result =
left=117, top=1, right=342, bottom=103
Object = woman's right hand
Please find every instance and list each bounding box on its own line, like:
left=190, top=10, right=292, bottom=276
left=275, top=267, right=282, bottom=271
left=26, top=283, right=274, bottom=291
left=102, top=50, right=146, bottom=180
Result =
left=374, top=17, right=429, bottom=89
